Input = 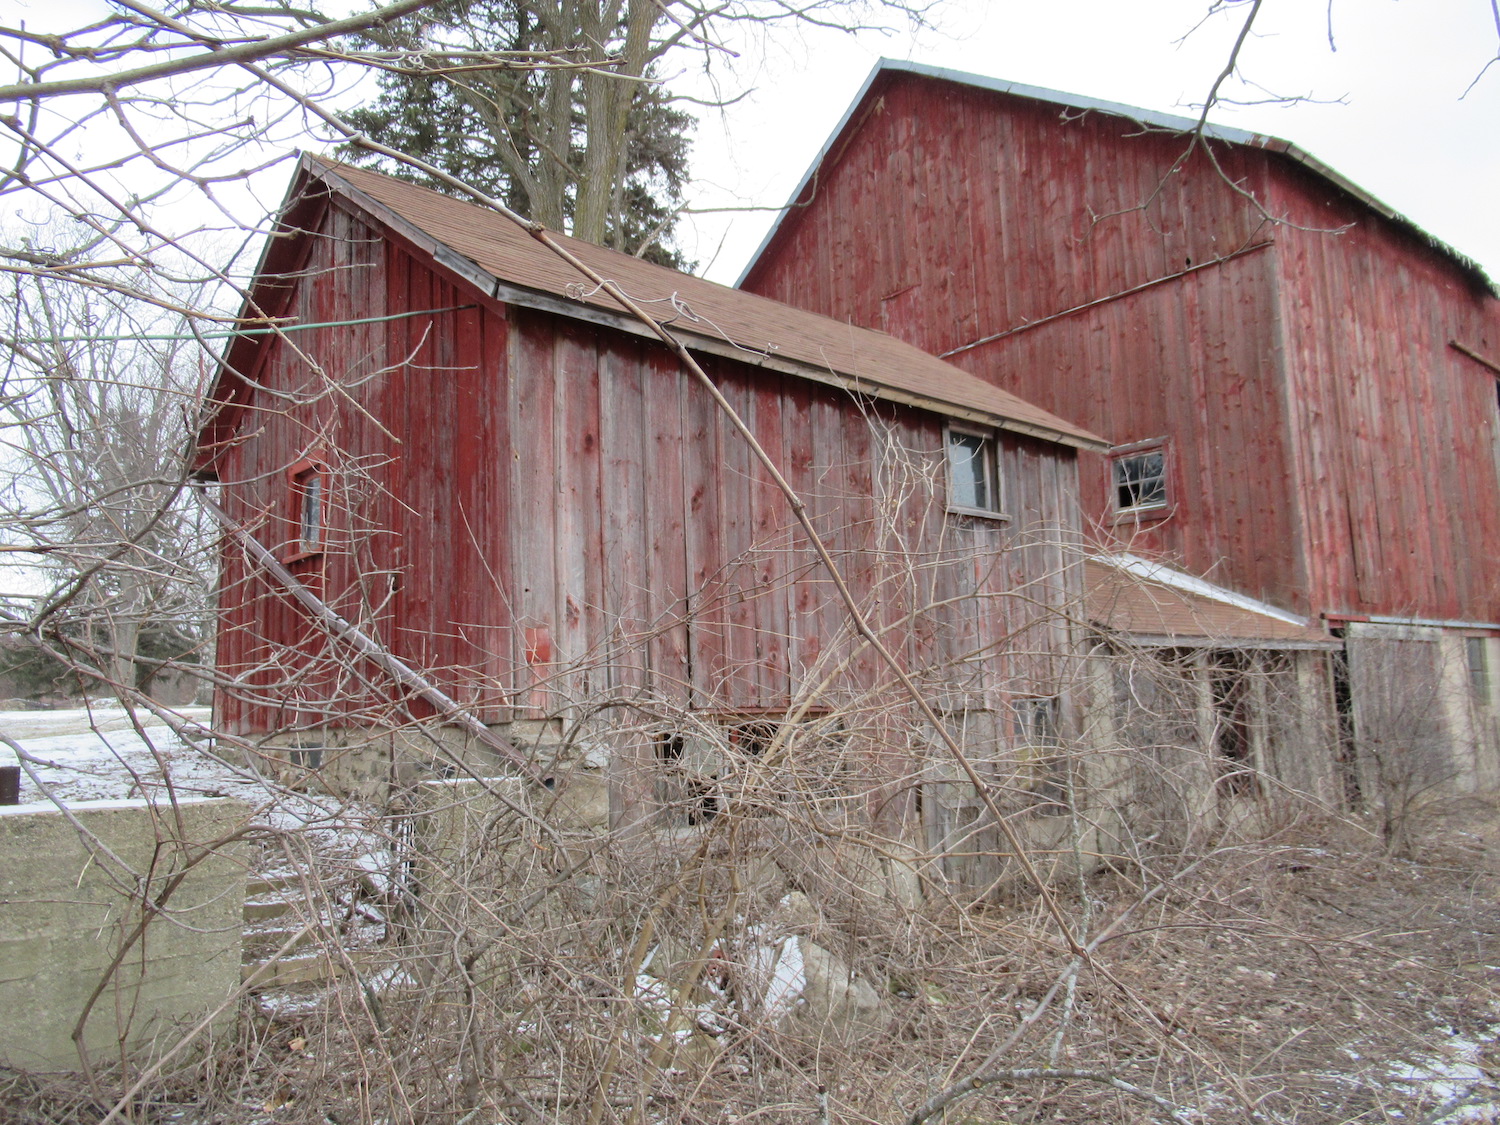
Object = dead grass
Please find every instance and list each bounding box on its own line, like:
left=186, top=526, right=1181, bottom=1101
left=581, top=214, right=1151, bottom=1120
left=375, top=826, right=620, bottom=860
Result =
left=6, top=800, right=1500, bottom=1125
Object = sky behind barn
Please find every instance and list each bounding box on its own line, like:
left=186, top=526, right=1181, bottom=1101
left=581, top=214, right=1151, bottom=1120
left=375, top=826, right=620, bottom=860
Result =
left=675, top=0, right=1500, bottom=287
left=1, top=0, right=1495, bottom=291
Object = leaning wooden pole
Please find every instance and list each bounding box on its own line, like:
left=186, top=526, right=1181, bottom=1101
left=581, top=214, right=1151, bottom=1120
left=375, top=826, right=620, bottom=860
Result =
left=196, top=491, right=533, bottom=777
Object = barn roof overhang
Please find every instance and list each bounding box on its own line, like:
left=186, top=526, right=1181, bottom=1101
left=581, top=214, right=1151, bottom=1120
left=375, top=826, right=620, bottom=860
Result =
left=737, top=59, right=1496, bottom=298
left=195, top=154, right=1106, bottom=475
left=1085, top=555, right=1340, bottom=650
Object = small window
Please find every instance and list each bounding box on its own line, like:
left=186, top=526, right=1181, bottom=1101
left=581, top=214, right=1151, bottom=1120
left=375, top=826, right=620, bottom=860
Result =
left=946, top=427, right=1001, bottom=514
left=1014, top=696, right=1058, bottom=746
left=287, top=743, right=324, bottom=770
left=1468, top=637, right=1491, bottom=706
left=1111, top=442, right=1168, bottom=514
left=287, top=456, right=328, bottom=559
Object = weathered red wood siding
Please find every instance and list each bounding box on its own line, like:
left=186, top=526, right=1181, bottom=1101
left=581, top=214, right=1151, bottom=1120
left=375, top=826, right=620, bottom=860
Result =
left=743, top=74, right=1274, bottom=361
left=741, top=68, right=1500, bottom=622
left=214, top=198, right=1085, bottom=734
left=742, top=71, right=1299, bottom=609
left=1266, top=165, right=1500, bottom=621
left=215, top=200, right=516, bottom=734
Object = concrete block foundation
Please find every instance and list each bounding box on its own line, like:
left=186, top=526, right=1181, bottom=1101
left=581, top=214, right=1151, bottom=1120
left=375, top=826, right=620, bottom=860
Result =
left=0, top=796, right=251, bottom=1072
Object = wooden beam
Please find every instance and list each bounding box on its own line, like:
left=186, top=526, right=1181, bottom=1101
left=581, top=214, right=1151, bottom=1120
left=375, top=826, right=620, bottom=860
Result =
left=1451, top=339, right=1500, bottom=377
left=197, top=492, right=535, bottom=777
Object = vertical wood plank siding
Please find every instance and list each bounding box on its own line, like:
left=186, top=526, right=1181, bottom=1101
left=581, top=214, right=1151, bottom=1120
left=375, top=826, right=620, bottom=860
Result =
left=742, top=69, right=1500, bottom=622
left=214, top=201, right=1084, bottom=733
left=1267, top=164, right=1500, bottom=619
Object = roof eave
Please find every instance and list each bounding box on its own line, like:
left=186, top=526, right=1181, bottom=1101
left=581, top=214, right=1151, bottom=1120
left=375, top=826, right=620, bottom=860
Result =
left=193, top=159, right=331, bottom=475
left=1092, top=628, right=1341, bottom=651
left=308, top=158, right=1103, bottom=450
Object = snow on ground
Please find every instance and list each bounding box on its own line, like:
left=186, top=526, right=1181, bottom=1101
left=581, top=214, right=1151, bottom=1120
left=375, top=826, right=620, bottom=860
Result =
left=1, top=705, right=227, bottom=804
left=1386, top=1022, right=1500, bottom=1122
left=0, top=705, right=383, bottom=847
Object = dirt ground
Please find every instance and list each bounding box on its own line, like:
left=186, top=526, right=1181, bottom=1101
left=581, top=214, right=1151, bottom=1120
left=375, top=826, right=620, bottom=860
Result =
left=1042, top=797, right=1500, bottom=1124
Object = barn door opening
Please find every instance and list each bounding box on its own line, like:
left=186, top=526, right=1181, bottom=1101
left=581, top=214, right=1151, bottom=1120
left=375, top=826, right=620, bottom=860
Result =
left=1330, top=630, right=1362, bottom=809
left=1209, top=651, right=1255, bottom=796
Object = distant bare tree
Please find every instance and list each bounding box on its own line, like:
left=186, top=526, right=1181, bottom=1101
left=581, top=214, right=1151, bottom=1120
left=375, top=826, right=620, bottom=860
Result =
left=0, top=238, right=213, bottom=697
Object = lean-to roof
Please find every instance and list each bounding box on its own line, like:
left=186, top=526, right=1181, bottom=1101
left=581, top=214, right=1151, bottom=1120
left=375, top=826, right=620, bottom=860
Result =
left=1085, top=556, right=1337, bottom=649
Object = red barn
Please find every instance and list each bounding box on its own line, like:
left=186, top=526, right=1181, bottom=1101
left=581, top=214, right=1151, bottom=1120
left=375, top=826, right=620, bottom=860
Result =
left=739, top=61, right=1500, bottom=799
left=194, top=155, right=1105, bottom=827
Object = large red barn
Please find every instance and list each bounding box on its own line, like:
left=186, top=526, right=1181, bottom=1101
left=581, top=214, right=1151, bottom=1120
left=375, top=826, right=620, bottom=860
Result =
left=738, top=61, right=1500, bottom=797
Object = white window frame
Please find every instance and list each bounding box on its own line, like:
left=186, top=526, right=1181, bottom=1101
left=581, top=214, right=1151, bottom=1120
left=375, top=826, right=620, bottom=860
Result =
left=1110, top=438, right=1169, bottom=517
left=945, top=423, right=1006, bottom=519
left=285, top=454, right=329, bottom=562
left=1467, top=636, right=1493, bottom=707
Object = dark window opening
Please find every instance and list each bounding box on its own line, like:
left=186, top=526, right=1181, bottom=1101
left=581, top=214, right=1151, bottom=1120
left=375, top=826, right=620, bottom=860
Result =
left=1210, top=652, right=1255, bottom=796
left=655, top=733, right=718, bottom=825
left=1112, top=448, right=1167, bottom=512
left=728, top=720, right=777, bottom=758
left=1014, top=696, right=1068, bottom=813
left=1330, top=634, right=1362, bottom=809
left=287, top=743, right=324, bottom=770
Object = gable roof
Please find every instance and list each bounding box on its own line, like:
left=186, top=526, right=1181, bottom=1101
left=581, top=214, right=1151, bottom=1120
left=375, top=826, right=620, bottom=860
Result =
left=201, top=154, right=1104, bottom=456
left=1085, top=555, right=1337, bottom=649
left=736, top=59, right=1495, bottom=297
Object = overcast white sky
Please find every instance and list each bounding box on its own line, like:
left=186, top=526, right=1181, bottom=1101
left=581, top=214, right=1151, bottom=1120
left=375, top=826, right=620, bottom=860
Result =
left=673, top=0, right=1500, bottom=286
left=2, top=0, right=1496, bottom=289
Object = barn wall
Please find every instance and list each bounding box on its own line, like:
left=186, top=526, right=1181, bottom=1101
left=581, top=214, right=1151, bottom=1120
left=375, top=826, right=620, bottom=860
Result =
left=742, top=71, right=1277, bottom=362
left=740, top=70, right=1304, bottom=612
left=501, top=306, right=1086, bottom=723
left=215, top=199, right=400, bottom=735
left=1267, top=166, right=1500, bottom=622
left=213, top=206, right=1087, bottom=743
left=977, top=250, right=1301, bottom=611
left=742, top=68, right=1500, bottom=631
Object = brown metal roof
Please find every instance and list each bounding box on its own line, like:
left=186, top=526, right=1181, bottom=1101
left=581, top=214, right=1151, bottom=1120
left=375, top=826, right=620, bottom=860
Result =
left=305, top=156, right=1104, bottom=450
left=1084, top=557, right=1336, bottom=648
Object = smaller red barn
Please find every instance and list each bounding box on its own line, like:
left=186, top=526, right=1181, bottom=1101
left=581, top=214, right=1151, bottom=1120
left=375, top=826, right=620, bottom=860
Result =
left=195, top=155, right=1109, bottom=841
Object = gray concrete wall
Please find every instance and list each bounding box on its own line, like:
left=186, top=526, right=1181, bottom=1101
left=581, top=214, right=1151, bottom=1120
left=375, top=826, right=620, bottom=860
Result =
left=0, top=796, right=250, bottom=1072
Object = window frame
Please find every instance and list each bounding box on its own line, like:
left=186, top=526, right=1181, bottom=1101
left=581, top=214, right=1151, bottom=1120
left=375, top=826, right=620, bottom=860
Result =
left=284, top=454, right=329, bottom=562
left=1109, top=438, right=1170, bottom=521
left=944, top=423, right=1006, bottom=519
left=1467, top=636, right=1492, bottom=708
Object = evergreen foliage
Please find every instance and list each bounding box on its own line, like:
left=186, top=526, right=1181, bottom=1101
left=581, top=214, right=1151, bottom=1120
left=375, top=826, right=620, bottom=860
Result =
left=342, top=0, right=693, bottom=269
